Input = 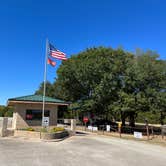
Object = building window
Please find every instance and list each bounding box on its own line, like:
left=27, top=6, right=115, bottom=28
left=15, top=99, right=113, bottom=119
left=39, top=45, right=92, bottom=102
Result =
left=26, top=110, right=50, bottom=120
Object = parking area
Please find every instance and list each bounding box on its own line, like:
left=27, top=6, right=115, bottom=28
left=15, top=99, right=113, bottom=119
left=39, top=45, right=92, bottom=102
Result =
left=0, top=133, right=165, bottom=166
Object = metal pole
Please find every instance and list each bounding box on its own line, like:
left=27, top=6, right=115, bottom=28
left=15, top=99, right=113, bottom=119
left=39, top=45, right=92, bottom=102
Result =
left=42, top=38, right=48, bottom=127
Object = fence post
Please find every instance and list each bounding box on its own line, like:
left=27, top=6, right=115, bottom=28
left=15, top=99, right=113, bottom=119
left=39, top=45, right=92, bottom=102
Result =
left=161, top=125, right=166, bottom=139
left=162, top=130, right=163, bottom=139
left=151, top=126, right=154, bottom=139
left=118, top=122, right=122, bottom=138
left=145, top=120, right=149, bottom=140
left=0, top=117, right=8, bottom=137
left=161, top=126, right=164, bottom=139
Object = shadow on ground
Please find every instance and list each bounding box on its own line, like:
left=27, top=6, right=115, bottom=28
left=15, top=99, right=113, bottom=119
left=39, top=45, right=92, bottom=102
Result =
left=75, top=131, right=89, bottom=136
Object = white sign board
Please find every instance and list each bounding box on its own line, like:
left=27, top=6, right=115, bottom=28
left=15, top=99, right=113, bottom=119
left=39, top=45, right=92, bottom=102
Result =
left=106, top=125, right=110, bottom=132
left=92, top=127, right=98, bottom=131
left=42, top=117, right=49, bottom=127
left=88, top=126, right=93, bottom=130
left=134, top=131, right=143, bottom=139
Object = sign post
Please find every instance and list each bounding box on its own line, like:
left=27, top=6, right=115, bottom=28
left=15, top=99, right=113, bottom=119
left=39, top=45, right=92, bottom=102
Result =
left=42, top=39, right=49, bottom=127
left=83, top=117, right=89, bottom=131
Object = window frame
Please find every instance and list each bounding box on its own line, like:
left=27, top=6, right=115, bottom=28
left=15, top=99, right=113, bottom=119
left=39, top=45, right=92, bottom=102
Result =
left=26, top=109, right=50, bottom=120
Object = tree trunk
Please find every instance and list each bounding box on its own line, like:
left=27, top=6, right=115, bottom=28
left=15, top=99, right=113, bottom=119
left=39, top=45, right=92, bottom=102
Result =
left=160, top=111, right=164, bottom=125
left=129, top=112, right=135, bottom=127
left=122, top=117, right=126, bottom=126
left=121, top=112, right=126, bottom=126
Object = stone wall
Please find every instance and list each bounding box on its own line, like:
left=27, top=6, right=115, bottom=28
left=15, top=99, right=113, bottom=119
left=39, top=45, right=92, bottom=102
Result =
left=0, top=117, right=8, bottom=137
left=14, top=130, right=69, bottom=139
left=14, top=130, right=41, bottom=138
left=0, top=117, right=13, bottom=128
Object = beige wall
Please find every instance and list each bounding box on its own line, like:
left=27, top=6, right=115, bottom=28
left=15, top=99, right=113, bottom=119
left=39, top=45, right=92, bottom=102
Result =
left=12, top=103, right=58, bottom=129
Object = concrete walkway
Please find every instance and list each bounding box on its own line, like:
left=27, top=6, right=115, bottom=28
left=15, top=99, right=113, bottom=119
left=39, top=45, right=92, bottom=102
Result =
left=0, top=133, right=165, bottom=166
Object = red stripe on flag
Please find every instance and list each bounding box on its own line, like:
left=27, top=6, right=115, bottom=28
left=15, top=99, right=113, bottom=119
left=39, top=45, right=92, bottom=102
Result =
left=51, top=53, right=66, bottom=58
left=50, top=54, right=67, bottom=60
left=51, top=50, right=66, bottom=56
left=50, top=51, right=67, bottom=60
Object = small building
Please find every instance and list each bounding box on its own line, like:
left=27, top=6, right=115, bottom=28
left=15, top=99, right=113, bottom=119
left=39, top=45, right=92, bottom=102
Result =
left=7, top=95, right=68, bottom=129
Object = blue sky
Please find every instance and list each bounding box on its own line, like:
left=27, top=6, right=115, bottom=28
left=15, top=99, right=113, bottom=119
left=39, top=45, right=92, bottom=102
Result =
left=0, top=0, right=166, bottom=105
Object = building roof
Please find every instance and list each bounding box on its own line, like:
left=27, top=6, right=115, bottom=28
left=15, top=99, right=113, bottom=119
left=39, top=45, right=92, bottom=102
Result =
left=8, top=95, right=69, bottom=105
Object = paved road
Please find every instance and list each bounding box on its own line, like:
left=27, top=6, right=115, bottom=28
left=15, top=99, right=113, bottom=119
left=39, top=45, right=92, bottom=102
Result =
left=0, top=133, right=165, bottom=166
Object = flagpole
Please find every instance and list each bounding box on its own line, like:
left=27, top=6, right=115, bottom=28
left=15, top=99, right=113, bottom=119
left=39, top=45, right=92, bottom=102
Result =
left=42, top=38, right=48, bottom=127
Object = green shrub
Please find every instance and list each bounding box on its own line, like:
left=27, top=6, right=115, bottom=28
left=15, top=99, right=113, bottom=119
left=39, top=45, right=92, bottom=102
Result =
left=20, top=127, right=35, bottom=131
left=20, top=127, right=65, bottom=133
left=26, top=127, right=35, bottom=131
left=50, top=127, right=65, bottom=133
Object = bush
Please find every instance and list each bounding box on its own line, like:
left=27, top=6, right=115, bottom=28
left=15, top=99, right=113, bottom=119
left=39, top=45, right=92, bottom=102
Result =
left=50, top=127, right=65, bottom=133
left=26, top=127, right=35, bottom=131
left=20, top=127, right=65, bottom=133
left=20, top=127, right=35, bottom=131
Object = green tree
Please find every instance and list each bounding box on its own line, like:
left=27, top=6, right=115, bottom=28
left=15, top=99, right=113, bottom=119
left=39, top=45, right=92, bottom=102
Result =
left=0, top=105, right=5, bottom=117
left=35, top=47, right=166, bottom=126
left=35, top=81, right=56, bottom=97
left=117, top=51, right=166, bottom=126
left=54, top=47, right=134, bottom=122
left=0, top=105, right=13, bottom=117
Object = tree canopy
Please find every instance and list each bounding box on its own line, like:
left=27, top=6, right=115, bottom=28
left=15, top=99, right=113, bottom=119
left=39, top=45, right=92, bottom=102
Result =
left=35, top=47, right=166, bottom=126
left=0, top=105, right=13, bottom=117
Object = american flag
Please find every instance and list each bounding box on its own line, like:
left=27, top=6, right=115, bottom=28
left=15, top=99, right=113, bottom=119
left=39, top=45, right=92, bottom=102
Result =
left=49, top=43, right=67, bottom=60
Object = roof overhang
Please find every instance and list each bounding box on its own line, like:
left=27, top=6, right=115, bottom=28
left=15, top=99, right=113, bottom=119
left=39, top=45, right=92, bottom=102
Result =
left=7, top=100, right=69, bottom=106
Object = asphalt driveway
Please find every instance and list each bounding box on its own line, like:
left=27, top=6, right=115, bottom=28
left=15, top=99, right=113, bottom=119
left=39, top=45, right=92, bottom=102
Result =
left=0, top=133, right=165, bottom=166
